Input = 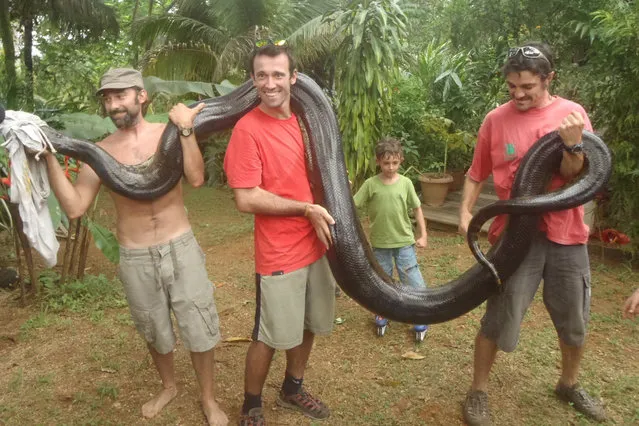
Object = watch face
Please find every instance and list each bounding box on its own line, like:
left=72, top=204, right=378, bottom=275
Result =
left=566, top=143, right=583, bottom=153
left=181, top=127, right=193, bottom=137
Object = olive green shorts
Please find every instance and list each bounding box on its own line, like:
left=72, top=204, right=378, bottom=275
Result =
left=252, top=255, right=336, bottom=350
left=118, top=230, right=221, bottom=354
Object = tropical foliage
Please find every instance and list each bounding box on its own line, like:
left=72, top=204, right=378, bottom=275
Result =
left=332, top=0, right=408, bottom=184
left=132, top=0, right=339, bottom=83
left=2, top=0, right=639, bottom=287
left=0, top=0, right=119, bottom=110
left=574, top=0, right=639, bottom=254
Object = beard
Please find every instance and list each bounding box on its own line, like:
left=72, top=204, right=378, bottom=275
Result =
left=108, top=100, right=141, bottom=129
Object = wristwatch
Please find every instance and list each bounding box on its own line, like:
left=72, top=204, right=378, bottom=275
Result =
left=563, top=142, right=584, bottom=154
left=179, top=126, right=194, bottom=137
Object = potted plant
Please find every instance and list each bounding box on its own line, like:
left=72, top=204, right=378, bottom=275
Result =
left=417, top=154, right=453, bottom=208
left=445, top=129, right=474, bottom=192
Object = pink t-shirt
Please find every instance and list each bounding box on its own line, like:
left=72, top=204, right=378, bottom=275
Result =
left=223, top=107, right=325, bottom=275
left=467, top=97, right=593, bottom=245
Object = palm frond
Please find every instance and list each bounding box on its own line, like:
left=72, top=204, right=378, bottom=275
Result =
left=268, top=0, right=339, bottom=34
left=133, top=14, right=227, bottom=51
left=139, top=43, right=219, bottom=82
left=48, top=0, right=119, bottom=37
left=286, top=11, right=344, bottom=71
left=211, top=0, right=268, bottom=35
left=213, top=34, right=255, bottom=80
left=172, top=0, right=217, bottom=26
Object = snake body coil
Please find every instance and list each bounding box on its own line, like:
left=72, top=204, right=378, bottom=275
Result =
left=34, top=74, right=611, bottom=324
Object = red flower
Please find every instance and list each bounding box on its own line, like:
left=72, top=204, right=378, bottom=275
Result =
left=593, top=228, right=631, bottom=245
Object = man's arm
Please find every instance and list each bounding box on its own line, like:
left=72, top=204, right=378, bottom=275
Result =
left=458, top=175, right=485, bottom=237
left=558, top=111, right=586, bottom=179
left=44, top=152, right=101, bottom=219
left=232, top=186, right=335, bottom=249
left=169, top=102, right=206, bottom=187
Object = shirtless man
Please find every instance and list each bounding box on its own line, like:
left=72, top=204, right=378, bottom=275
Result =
left=42, top=68, right=228, bottom=425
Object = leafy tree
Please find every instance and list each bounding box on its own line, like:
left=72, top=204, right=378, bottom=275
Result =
left=332, top=0, right=408, bottom=185
left=0, top=0, right=18, bottom=108
left=132, top=0, right=339, bottom=83
left=572, top=0, right=639, bottom=254
left=0, top=0, right=118, bottom=110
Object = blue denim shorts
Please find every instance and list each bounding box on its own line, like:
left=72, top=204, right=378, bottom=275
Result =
left=372, top=245, right=427, bottom=289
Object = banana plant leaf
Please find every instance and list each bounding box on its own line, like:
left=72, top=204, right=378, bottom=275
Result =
left=86, top=220, right=119, bottom=264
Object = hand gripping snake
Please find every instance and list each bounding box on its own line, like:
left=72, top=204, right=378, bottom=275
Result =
left=0, top=74, right=612, bottom=324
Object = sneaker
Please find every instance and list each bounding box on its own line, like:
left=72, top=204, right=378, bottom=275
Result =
left=276, top=388, right=330, bottom=420
left=555, top=382, right=607, bottom=422
left=462, top=390, right=491, bottom=425
left=375, top=315, right=388, bottom=327
left=239, top=407, right=265, bottom=426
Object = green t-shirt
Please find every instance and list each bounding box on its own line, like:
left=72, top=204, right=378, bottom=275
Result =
left=353, top=174, right=421, bottom=248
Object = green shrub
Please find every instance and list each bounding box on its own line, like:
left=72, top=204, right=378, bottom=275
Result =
left=39, top=271, right=126, bottom=314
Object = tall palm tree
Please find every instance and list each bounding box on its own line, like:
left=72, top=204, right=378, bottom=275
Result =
left=0, top=0, right=118, bottom=110
left=132, top=0, right=340, bottom=85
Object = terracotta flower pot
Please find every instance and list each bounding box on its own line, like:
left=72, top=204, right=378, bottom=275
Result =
left=419, top=173, right=453, bottom=207
left=448, top=169, right=466, bottom=192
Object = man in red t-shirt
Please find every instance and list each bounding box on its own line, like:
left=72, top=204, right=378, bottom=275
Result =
left=458, top=43, right=606, bottom=424
left=224, top=42, right=337, bottom=425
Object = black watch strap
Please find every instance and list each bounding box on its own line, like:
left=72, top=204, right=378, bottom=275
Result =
left=180, top=127, right=193, bottom=137
left=563, top=142, right=584, bottom=154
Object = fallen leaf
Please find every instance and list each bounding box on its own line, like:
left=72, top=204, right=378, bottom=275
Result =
left=224, top=337, right=252, bottom=343
left=334, top=317, right=345, bottom=325
left=401, top=351, right=425, bottom=360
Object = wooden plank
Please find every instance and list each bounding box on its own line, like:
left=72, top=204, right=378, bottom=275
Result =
left=422, top=189, right=495, bottom=233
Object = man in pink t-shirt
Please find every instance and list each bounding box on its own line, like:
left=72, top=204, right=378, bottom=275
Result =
left=458, top=42, right=606, bottom=424
left=224, top=42, right=337, bottom=425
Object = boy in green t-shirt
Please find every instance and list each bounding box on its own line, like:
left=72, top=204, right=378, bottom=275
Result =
left=354, top=137, right=429, bottom=340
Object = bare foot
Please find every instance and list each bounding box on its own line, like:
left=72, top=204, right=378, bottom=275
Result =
left=141, top=386, right=178, bottom=419
left=202, top=398, right=229, bottom=426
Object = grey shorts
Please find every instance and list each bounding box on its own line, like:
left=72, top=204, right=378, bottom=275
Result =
left=481, top=232, right=591, bottom=352
left=253, top=255, right=336, bottom=350
left=118, top=230, right=221, bottom=354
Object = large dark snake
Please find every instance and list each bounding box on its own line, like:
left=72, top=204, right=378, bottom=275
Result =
left=0, top=74, right=612, bottom=324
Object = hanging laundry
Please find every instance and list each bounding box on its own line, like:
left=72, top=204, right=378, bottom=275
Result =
left=0, top=110, right=59, bottom=267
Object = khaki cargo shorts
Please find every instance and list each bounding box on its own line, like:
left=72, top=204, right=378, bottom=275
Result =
left=118, top=230, right=221, bottom=354
left=252, top=255, right=336, bottom=350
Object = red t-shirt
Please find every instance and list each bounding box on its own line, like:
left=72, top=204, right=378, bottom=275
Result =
left=467, top=97, right=593, bottom=245
left=223, top=107, right=325, bottom=275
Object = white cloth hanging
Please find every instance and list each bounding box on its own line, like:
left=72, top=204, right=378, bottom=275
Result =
left=0, top=110, right=59, bottom=267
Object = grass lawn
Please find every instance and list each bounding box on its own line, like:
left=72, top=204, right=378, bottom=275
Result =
left=0, top=185, right=637, bottom=425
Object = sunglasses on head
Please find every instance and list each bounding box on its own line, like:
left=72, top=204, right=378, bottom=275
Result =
left=508, top=46, right=550, bottom=64
left=255, top=39, right=287, bottom=48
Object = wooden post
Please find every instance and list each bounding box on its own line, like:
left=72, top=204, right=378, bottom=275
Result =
left=60, top=218, right=77, bottom=284
left=8, top=203, right=38, bottom=295
left=77, top=221, right=91, bottom=280
left=67, top=217, right=83, bottom=282
left=12, top=227, right=25, bottom=306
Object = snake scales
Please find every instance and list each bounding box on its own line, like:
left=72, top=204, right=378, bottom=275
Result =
left=1, top=74, right=612, bottom=324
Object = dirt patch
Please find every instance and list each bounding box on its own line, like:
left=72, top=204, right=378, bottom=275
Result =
left=0, top=185, right=637, bottom=425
